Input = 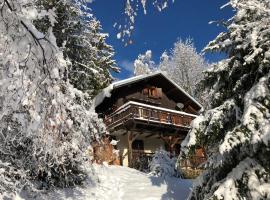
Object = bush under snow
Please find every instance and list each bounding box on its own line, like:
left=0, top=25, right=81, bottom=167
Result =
left=149, top=149, right=178, bottom=178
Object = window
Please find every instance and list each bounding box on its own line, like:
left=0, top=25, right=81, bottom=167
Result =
left=142, top=87, right=162, bottom=99
left=132, top=140, right=144, bottom=150
left=148, top=87, right=157, bottom=97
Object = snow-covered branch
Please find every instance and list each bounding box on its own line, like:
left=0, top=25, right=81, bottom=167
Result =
left=0, top=0, right=106, bottom=196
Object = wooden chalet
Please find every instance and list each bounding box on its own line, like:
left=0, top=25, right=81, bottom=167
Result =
left=94, top=72, right=204, bottom=170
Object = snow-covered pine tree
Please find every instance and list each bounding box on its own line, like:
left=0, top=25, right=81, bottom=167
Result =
left=181, top=0, right=270, bottom=199
left=0, top=0, right=106, bottom=197
left=34, top=0, right=119, bottom=96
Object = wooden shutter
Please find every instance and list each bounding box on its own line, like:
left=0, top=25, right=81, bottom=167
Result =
left=152, top=87, right=157, bottom=97
left=156, top=88, right=162, bottom=98
left=142, top=88, right=148, bottom=95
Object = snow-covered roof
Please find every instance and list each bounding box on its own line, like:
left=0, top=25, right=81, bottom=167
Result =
left=92, top=71, right=203, bottom=109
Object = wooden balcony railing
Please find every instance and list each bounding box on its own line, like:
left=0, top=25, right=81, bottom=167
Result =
left=104, top=101, right=197, bottom=130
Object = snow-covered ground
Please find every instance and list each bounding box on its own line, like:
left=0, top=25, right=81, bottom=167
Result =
left=18, top=164, right=192, bottom=200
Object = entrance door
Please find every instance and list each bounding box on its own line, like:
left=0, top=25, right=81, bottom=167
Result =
left=131, top=140, right=148, bottom=171
left=132, top=139, right=144, bottom=151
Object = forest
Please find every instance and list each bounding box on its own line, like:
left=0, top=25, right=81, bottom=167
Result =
left=0, top=0, right=269, bottom=199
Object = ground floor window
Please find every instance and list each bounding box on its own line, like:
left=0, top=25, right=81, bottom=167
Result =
left=132, top=139, right=144, bottom=150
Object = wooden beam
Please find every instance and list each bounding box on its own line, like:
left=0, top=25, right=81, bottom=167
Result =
left=127, top=131, right=133, bottom=167
left=127, top=131, right=141, bottom=168
left=131, top=133, right=139, bottom=142
left=139, top=131, right=148, bottom=138
left=167, top=88, right=177, bottom=95
left=160, top=135, right=182, bottom=155
left=133, top=120, right=189, bottom=132
left=146, top=133, right=155, bottom=138
left=171, top=137, right=181, bottom=148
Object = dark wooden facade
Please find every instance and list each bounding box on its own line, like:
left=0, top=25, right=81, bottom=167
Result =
left=95, top=72, right=203, bottom=168
left=96, top=74, right=201, bottom=116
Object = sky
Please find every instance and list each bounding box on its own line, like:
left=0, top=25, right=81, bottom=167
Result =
left=91, top=0, right=233, bottom=80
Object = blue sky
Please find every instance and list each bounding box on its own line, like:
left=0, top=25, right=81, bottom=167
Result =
left=91, top=0, right=233, bottom=80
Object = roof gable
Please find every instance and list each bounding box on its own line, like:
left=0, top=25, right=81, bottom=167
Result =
left=93, top=71, right=203, bottom=110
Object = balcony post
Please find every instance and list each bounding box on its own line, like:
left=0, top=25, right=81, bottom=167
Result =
left=127, top=131, right=140, bottom=167
left=160, top=135, right=181, bottom=157
left=127, top=131, right=133, bottom=167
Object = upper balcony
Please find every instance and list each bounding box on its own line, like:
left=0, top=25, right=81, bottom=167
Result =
left=104, top=101, right=197, bottom=134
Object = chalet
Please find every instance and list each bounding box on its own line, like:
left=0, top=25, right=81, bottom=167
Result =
left=94, top=72, right=203, bottom=170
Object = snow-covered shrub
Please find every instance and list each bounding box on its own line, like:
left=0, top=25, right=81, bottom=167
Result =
left=0, top=0, right=106, bottom=197
left=149, top=149, right=178, bottom=178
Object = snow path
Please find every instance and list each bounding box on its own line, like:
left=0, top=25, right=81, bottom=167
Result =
left=19, top=164, right=192, bottom=200
left=92, top=164, right=192, bottom=200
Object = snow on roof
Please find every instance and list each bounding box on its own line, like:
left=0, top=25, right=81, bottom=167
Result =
left=112, top=71, right=162, bottom=89
left=92, top=71, right=203, bottom=109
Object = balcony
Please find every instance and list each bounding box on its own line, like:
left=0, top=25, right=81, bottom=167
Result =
left=104, top=101, right=197, bottom=133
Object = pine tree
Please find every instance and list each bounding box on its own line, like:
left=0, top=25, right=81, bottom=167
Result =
left=34, top=0, right=119, bottom=96
left=181, top=0, right=270, bottom=199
